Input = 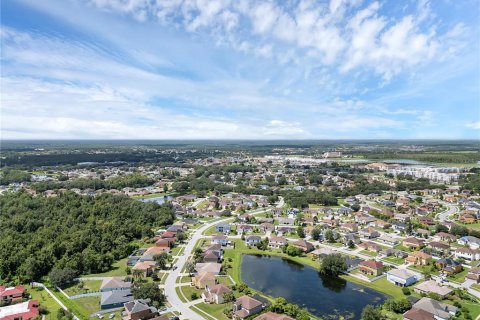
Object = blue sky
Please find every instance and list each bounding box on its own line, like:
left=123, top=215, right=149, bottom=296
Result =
left=1, top=0, right=479, bottom=139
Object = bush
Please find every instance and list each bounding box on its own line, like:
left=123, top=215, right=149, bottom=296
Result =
left=190, top=292, right=198, bottom=300
left=402, top=287, right=410, bottom=295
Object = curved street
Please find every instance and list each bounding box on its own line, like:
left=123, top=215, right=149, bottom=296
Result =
left=163, top=197, right=284, bottom=319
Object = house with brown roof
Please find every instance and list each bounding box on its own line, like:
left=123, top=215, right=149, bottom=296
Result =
left=359, top=260, right=384, bottom=276
left=340, top=223, right=358, bottom=233
left=232, top=295, right=264, bottom=319
left=454, top=247, right=480, bottom=261
left=202, top=284, right=231, bottom=304
left=466, top=267, right=480, bottom=283
left=268, top=236, right=288, bottom=249
left=292, top=239, right=314, bottom=253
left=403, top=237, right=425, bottom=250
left=359, top=241, right=381, bottom=252
left=427, top=241, right=450, bottom=256
left=359, top=227, right=380, bottom=239
left=406, top=251, right=432, bottom=266
left=192, top=271, right=216, bottom=289
left=132, top=261, right=155, bottom=277
left=433, top=232, right=456, bottom=243
left=435, top=258, right=462, bottom=275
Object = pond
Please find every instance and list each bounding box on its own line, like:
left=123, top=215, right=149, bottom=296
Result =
left=139, top=195, right=173, bottom=205
left=241, top=255, right=388, bottom=320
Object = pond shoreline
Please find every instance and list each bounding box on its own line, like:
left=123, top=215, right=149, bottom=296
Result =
left=238, top=254, right=389, bottom=320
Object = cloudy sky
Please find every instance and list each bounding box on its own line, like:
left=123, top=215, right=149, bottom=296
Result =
left=1, top=0, right=479, bottom=139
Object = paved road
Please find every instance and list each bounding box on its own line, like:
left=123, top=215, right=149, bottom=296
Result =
left=436, top=201, right=458, bottom=222
left=163, top=197, right=284, bottom=319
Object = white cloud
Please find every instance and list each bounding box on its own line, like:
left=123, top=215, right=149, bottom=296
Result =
left=467, top=121, right=480, bottom=130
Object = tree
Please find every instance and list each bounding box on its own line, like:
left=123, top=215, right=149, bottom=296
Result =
left=434, top=224, right=449, bottom=234
left=351, top=203, right=360, bottom=212
left=154, top=252, right=169, bottom=270
left=49, top=268, right=77, bottom=288
left=311, top=228, right=321, bottom=241
left=347, top=239, right=355, bottom=249
left=361, top=305, right=382, bottom=320
left=297, top=226, right=305, bottom=238
left=131, top=283, right=165, bottom=307
left=383, top=299, right=411, bottom=313
left=319, top=253, right=347, bottom=277
left=223, top=291, right=235, bottom=303
left=324, top=229, right=335, bottom=243
left=176, top=232, right=186, bottom=243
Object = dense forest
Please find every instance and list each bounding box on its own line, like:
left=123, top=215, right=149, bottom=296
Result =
left=30, top=173, right=155, bottom=192
left=0, top=192, right=175, bottom=283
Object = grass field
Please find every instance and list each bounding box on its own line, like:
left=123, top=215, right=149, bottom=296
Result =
left=194, top=303, right=231, bottom=320
left=71, top=296, right=101, bottom=316
left=26, top=286, right=61, bottom=320
left=63, top=280, right=102, bottom=296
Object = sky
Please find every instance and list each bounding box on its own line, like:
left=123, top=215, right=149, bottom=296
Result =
left=1, top=0, right=479, bottom=140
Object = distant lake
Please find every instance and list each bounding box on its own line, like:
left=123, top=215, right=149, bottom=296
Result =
left=241, top=255, right=387, bottom=320
left=139, top=195, right=173, bottom=204
left=382, top=159, right=425, bottom=165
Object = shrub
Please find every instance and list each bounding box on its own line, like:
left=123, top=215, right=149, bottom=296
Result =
left=402, top=287, right=410, bottom=295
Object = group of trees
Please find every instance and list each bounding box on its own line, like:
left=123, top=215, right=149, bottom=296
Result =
left=30, top=173, right=155, bottom=192
left=0, top=169, right=31, bottom=185
left=0, top=192, right=174, bottom=282
left=269, top=297, right=310, bottom=320
left=319, top=253, right=347, bottom=277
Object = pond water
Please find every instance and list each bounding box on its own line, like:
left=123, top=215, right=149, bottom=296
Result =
left=139, top=195, right=173, bottom=204
left=241, top=255, right=388, bottom=320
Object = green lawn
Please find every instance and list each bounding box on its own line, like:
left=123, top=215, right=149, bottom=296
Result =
left=197, top=200, right=209, bottom=209
left=360, top=250, right=378, bottom=257
left=340, top=275, right=405, bottom=299
left=175, top=287, right=187, bottom=303
left=71, top=296, right=101, bottom=316
left=131, top=192, right=174, bottom=199
left=83, top=257, right=128, bottom=277
left=26, top=286, right=61, bottom=320
left=447, top=268, right=469, bottom=283
left=457, top=222, right=480, bottom=231
left=63, top=280, right=102, bottom=296
left=216, top=276, right=234, bottom=286
left=193, top=302, right=231, bottom=320
left=179, top=285, right=203, bottom=301
left=382, top=256, right=405, bottom=265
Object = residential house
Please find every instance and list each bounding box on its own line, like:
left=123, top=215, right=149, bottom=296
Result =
left=380, top=248, right=407, bottom=259
left=216, top=224, right=231, bottom=234
left=0, top=300, right=39, bottom=320
left=268, top=236, right=288, bottom=249
left=237, top=225, right=254, bottom=235
left=406, top=251, right=432, bottom=266
left=359, top=227, right=380, bottom=239
left=403, top=238, right=425, bottom=250
left=435, top=258, right=462, bottom=275
left=195, top=263, right=222, bottom=275
left=245, top=236, right=262, bottom=246
left=344, top=233, right=361, bottom=246
left=100, top=277, right=132, bottom=292
left=359, top=241, right=381, bottom=252
left=392, top=222, right=408, bottom=234
left=434, top=232, right=456, bottom=243
left=122, top=299, right=159, bottom=320
left=370, top=220, right=391, bottom=229
left=202, top=284, right=232, bottom=304
left=427, top=242, right=450, bottom=257
left=403, top=297, right=458, bottom=320
left=212, top=235, right=229, bottom=246
left=386, top=268, right=417, bottom=287
left=232, top=295, right=264, bottom=319
left=458, top=236, right=480, bottom=249
left=454, top=247, right=480, bottom=261
left=278, top=218, right=295, bottom=226
left=292, top=239, right=314, bottom=253
left=414, top=280, right=452, bottom=298
left=132, top=261, right=155, bottom=277
left=340, top=223, right=358, bottom=233
left=359, top=260, right=384, bottom=276
left=466, top=267, right=480, bottom=283
left=0, top=286, right=25, bottom=303
left=378, top=234, right=399, bottom=246
left=260, top=223, right=275, bottom=233
left=192, top=271, right=216, bottom=289
left=101, top=290, right=134, bottom=310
